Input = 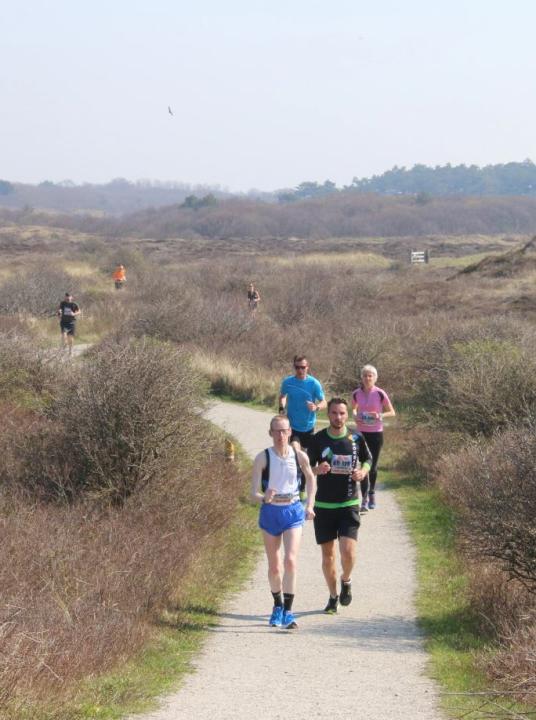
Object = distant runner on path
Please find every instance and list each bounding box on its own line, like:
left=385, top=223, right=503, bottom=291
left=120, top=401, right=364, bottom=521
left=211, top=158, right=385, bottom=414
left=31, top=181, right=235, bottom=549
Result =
left=251, top=414, right=316, bottom=630
left=247, top=282, right=260, bottom=312
left=351, top=364, right=396, bottom=512
left=57, top=292, right=80, bottom=357
left=279, top=355, right=326, bottom=451
left=112, top=264, right=127, bottom=290
left=308, top=398, right=371, bottom=614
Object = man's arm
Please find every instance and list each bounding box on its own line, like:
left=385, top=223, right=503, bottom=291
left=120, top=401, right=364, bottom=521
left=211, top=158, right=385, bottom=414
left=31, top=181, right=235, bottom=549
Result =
left=311, top=379, right=326, bottom=411
left=278, top=381, right=287, bottom=414
left=296, top=449, right=316, bottom=519
left=251, top=451, right=274, bottom=504
left=352, top=436, right=372, bottom=481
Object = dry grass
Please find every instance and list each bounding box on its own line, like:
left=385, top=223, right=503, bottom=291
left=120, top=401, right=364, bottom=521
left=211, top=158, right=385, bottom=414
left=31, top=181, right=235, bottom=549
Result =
left=192, top=349, right=279, bottom=404
left=271, top=250, right=392, bottom=269
left=0, top=454, right=245, bottom=704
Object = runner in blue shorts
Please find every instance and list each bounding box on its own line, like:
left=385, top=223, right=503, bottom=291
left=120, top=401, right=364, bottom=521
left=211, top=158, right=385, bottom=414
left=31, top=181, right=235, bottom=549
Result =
left=251, top=414, right=316, bottom=629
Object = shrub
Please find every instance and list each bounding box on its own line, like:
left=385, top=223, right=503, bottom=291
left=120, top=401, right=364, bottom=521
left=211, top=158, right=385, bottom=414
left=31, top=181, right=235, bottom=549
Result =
left=0, top=332, right=60, bottom=406
left=329, top=314, right=409, bottom=396
left=0, top=264, right=78, bottom=317
left=436, top=427, right=536, bottom=593
left=3, top=337, right=207, bottom=502
left=0, top=453, right=247, bottom=700
left=413, top=321, right=536, bottom=435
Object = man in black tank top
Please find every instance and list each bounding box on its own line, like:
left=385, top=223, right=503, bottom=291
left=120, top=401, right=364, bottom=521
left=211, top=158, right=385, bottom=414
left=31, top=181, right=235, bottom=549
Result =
left=251, top=414, right=316, bottom=630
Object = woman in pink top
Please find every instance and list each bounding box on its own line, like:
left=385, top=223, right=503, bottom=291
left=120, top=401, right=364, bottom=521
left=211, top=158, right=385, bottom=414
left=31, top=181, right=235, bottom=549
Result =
left=351, top=364, right=395, bottom=511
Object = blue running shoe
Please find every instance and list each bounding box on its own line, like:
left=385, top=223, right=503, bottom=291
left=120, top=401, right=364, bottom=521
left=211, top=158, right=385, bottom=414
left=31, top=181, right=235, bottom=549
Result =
left=269, top=606, right=284, bottom=627
left=368, top=493, right=376, bottom=510
left=282, top=610, right=298, bottom=629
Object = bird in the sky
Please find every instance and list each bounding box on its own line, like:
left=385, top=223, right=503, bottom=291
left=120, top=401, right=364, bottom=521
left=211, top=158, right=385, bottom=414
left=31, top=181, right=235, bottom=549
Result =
left=168, top=106, right=174, bottom=116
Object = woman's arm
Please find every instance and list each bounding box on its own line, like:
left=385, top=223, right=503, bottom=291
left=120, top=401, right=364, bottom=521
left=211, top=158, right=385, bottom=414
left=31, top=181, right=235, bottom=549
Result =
left=380, top=398, right=396, bottom=420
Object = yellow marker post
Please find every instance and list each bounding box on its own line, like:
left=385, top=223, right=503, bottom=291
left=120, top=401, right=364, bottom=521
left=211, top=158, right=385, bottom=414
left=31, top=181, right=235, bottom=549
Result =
left=224, top=438, right=235, bottom=462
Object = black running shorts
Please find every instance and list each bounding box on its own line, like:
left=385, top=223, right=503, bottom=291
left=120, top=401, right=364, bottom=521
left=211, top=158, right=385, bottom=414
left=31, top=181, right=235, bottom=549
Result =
left=60, top=322, right=76, bottom=336
left=313, top=505, right=360, bottom=545
left=290, top=428, right=315, bottom=451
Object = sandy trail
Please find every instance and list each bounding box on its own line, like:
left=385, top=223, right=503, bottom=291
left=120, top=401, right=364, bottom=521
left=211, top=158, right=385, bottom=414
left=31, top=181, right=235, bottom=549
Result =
left=132, top=402, right=443, bottom=720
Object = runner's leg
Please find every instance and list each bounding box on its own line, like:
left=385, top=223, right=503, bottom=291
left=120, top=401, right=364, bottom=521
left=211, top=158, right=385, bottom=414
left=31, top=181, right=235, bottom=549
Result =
left=339, top=536, right=357, bottom=582
left=262, top=531, right=283, bottom=593
left=320, top=540, right=338, bottom=597
left=281, top=525, right=302, bottom=594
left=362, top=432, right=384, bottom=497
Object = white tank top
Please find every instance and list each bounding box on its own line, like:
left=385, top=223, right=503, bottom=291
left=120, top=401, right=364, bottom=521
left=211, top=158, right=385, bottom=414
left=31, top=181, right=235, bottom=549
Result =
left=266, top=447, right=300, bottom=495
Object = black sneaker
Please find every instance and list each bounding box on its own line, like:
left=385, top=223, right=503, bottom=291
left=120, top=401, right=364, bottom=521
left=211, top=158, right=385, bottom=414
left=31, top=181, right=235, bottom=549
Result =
left=340, top=580, right=352, bottom=606
left=324, top=595, right=339, bottom=614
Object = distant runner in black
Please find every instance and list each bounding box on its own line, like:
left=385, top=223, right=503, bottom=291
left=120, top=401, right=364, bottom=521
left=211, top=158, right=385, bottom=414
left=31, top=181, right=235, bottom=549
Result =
left=247, top=282, right=261, bottom=312
left=57, top=292, right=80, bottom=356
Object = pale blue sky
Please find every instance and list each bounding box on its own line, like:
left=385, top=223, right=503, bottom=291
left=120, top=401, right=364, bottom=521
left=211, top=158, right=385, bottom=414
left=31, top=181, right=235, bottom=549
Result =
left=2, top=0, right=535, bottom=191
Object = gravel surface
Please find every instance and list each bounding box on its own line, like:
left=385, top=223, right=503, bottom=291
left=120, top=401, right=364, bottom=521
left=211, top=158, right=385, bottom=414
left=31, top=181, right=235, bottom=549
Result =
left=132, top=402, right=443, bottom=720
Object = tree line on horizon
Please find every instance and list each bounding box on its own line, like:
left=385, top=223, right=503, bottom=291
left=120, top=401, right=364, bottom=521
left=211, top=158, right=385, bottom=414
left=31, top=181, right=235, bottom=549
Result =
left=278, top=159, right=536, bottom=201
left=2, top=160, right=536, bottom=217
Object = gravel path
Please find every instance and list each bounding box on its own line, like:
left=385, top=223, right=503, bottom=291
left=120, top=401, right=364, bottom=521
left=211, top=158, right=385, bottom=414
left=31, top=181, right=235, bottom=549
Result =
left=133, top=402, right=443, bottom=720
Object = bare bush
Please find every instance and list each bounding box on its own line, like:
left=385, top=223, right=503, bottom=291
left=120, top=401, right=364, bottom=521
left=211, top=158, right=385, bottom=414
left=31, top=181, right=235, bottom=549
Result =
left=411, top=317, right=536, bottom=435
left=330, top=314, right=411, bottom=395
left=0, top=264, right=78, bottom=317
left=0, top=454, right=247, bottom=699
left=55, top=338, right=207, bottom=501
left=0, top=334, right=251, bottom=700
left=393, top=425, right=460, bottom=479
left=0, top=332, right=60, bottom=404
left=487, top=623, right=536, bottom=702
left=126, top=270, right=255, bottom=351
left=2, top=338, right=207, bottom=502
left=436, top=428, right=536, bottom=593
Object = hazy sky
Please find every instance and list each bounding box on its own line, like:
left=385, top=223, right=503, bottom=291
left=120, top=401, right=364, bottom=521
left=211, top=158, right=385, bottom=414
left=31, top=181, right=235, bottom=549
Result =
left=2, top=1, right=536, bottom=191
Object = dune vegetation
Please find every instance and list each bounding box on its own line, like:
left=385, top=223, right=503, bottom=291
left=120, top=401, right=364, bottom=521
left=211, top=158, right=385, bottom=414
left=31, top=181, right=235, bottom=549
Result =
left=0, top=223, right=534, bottom=717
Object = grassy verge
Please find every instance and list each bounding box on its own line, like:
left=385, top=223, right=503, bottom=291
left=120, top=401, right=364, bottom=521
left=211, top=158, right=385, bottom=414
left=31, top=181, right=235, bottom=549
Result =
left=5, top=464, right=261, bottom=720
left=382, top=454, right=533, bottom=719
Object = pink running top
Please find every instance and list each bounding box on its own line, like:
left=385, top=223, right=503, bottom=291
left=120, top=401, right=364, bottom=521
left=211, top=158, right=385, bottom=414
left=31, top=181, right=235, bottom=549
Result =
left=352, top=386, right=390, bottom=433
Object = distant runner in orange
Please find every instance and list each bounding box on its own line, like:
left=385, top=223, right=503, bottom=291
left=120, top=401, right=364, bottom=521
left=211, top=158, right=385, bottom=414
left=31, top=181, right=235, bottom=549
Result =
left=112, top=265, right=126, bottom=290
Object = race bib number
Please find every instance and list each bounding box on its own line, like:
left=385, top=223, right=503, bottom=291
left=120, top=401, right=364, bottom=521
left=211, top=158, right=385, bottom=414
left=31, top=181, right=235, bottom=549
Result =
left=330, top=454, right=353, bottom=475
left=63, top=307, right=74, bottom=316
left=360, top=412, right=375, bottom=425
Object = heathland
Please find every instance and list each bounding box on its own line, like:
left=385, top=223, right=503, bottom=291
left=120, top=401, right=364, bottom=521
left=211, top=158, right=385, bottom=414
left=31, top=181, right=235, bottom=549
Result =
left=0, top=210, right=534, bottom=718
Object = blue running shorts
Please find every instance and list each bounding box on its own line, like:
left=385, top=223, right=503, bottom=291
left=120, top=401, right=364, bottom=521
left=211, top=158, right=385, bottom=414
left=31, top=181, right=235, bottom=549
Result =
left=259, top=501, right=305, bottom=536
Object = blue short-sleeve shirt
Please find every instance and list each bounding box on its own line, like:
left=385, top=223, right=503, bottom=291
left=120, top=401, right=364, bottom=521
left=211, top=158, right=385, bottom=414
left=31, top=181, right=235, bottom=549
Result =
left=280, top=374, right=325, bottom=432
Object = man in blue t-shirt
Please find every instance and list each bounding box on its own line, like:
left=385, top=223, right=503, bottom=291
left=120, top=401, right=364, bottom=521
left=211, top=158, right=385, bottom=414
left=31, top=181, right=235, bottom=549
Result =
left=279, top=355, right=326, bottom=451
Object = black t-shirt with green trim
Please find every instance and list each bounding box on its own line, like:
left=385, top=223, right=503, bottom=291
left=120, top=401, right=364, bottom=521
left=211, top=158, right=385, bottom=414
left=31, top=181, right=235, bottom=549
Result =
left=308, top=427, right=372, bottom=505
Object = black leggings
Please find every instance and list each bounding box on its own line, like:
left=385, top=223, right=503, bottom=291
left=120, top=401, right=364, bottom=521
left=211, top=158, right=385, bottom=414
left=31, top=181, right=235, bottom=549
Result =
left=360, top=431, right=384, bottom=498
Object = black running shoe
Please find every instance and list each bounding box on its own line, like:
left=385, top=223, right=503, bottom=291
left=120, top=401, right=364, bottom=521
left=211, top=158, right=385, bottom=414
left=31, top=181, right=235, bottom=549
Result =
left=324, top=595, right=339, bottom=614
left=340, top=580, right=352, bottom=606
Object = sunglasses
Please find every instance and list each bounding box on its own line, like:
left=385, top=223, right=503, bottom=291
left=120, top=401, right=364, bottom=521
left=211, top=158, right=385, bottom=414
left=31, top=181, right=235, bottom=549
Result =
left=294, top=365, right=308, bottom=370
